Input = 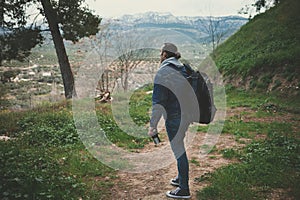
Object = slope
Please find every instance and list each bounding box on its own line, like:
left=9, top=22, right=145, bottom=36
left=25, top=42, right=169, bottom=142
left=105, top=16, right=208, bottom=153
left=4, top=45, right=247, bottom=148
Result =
left=214, top=0, right=300, bottom=92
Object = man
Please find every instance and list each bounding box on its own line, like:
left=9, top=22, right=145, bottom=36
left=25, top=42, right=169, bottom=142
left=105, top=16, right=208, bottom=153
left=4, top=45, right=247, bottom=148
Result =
left=148, top=43, right=192, bottom=199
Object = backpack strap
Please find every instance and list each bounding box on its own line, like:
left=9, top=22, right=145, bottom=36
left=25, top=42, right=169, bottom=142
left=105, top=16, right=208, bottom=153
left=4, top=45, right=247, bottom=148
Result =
left=182, top=63, right=194, bottom=76
left=167, top=63, right=191, bottom=79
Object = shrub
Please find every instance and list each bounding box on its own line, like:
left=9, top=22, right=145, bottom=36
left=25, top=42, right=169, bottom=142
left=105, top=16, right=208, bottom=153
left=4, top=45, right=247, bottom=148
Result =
left=18, top=111, right=79, bottom=147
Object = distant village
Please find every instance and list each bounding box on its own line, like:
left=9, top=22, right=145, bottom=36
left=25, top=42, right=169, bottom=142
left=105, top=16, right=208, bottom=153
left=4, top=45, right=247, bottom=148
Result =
left=0, top=61, right=66, bottom=109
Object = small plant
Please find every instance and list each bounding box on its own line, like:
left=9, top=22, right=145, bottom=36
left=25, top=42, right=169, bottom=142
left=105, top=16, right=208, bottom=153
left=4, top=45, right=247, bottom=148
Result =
left=18, top=110, right=79, bottom=147
left=221, top=148, right=240, bottom=159
left=190, top=157, right=200, bottom=166
left=195, top=172, right=212, bottom=183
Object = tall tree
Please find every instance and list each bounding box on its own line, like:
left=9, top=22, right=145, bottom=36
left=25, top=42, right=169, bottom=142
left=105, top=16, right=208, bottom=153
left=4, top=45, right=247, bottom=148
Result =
left=40, top=0, right=75, bottom=98
left=0, top=0, right=101, bottom=98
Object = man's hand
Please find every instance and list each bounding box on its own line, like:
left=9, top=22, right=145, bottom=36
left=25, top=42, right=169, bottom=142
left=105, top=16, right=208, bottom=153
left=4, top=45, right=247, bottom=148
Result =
left=148, top=127, right=157, bottom=137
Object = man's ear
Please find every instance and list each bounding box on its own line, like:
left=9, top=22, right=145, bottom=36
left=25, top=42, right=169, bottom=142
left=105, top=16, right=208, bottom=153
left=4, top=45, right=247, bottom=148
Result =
left=162, top=52, right=167, bottom=59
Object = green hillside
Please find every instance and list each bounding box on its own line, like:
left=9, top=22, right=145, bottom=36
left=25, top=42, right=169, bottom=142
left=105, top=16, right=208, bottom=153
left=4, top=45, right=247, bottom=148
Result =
left=214, top=0, right=300, bottom=92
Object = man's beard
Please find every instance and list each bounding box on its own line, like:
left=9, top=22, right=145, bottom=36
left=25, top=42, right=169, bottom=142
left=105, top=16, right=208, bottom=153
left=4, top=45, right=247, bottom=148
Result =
left=160, top=57, right=165, bottom=63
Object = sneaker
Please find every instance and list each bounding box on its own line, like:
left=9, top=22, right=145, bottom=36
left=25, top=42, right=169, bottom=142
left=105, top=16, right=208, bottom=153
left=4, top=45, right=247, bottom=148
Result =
left=170, top=177, right=180, bottom=186
left=166, top=187, right=191, bottom=199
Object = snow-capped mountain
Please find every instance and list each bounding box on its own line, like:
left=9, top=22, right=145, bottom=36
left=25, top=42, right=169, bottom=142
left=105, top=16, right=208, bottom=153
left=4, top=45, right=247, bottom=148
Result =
left=117, top=11, right=247, bottom=26
left=119, top=12, right=186, bottom=24
left=106, top=11, right=248, bottom=44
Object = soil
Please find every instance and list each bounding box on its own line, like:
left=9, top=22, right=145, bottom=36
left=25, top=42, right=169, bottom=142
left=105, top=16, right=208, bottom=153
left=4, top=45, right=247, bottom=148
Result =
left=106, top=107, right=299, bottom=200
left=109, top=129, right=247, bottom=200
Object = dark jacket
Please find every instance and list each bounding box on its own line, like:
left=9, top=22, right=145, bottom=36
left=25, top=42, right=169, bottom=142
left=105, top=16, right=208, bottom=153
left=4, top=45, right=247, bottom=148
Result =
left=150, top=57, right=190, bottom=128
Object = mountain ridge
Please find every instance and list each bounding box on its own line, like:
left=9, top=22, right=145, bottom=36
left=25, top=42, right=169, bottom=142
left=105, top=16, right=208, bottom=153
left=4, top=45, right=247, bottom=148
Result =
left=117, top=11, right=247, bottom=24
left=102, top=11, right=248, bottom=45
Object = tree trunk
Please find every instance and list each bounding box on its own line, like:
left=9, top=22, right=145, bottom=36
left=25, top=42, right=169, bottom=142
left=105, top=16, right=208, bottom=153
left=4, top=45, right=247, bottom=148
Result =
left=0, top=0, right=4, bottom=27
left=0, top=0, right=4, bottom=65
left=41, top=0, right=76, bottom=99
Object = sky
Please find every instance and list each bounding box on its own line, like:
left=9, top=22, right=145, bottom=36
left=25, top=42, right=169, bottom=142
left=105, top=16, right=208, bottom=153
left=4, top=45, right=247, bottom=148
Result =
left=85, top=0, right=254, bottom=18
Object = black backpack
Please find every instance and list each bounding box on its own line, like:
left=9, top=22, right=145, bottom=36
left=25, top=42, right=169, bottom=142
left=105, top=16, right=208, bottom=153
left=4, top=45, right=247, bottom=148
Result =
left=181, top=63, right=217, bottom=124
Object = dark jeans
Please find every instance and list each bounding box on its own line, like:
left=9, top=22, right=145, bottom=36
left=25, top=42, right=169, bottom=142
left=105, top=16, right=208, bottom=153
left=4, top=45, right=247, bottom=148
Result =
left=165, top=117, right=190, bottom=190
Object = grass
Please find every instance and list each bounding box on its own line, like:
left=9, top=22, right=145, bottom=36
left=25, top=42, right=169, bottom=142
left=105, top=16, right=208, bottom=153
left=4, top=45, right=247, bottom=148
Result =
left=198, top=90, right=296, bottom=140
left=0, top=82, right=299, bottom=199
left=221, top=148, right=240, bottom=159
left=0, top=102, right=117, bottom=199
left=96, top=84, right=152, bottom=149
left=197, top=133, right=300, bottom=200
left=0, top=86, right=153, bottom=199
left=190, top=157, right=201, bottom=166
left=225, top=85, right=300, bottom=113
left=1, top=2, right=299, bottom=198
left=214, top=0, right=300, bottom=91
left=96, top=113, right=149, bottom=149
left=222, top=118, right=293, bottom=140
left=195, top=87, right=300, bottom=199
left=129, top=83, right=152, bottom=126
left=1, top=142, right=80, bottom=199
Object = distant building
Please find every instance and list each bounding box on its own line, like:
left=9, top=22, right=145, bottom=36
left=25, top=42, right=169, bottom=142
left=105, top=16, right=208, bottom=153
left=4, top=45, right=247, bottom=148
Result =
left=42, top=72, right=52, bottom=77
left=28, top=71, right=36, bottom=76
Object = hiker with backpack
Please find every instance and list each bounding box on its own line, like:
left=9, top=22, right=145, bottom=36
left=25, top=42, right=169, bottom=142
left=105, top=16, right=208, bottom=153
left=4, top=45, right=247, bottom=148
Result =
left=148, top=43, right=193, bottom=199
left=148, top=43, right=217, bottom=199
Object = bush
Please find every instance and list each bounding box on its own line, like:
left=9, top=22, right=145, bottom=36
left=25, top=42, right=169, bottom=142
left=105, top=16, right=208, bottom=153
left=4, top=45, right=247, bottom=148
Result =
left=18, top=111, right=79, bottom=147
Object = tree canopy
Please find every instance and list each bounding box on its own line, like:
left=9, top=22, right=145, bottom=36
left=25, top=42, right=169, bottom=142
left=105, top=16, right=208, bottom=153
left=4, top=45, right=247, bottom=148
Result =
left=240, top=0, right=282, bottom=18
left=253, top=0, right=280, bottom=12
left=0, top=0, right=101, bottom=64
left=1, top=0, right=101, bottom=98
left=0, top=0, right=44, bottom=64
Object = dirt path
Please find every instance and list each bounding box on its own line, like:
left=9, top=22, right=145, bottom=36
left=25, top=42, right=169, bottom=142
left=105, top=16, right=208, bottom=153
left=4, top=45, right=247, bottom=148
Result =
left=105, top=106, right=299, bottom=200
left=110, top=131, right=246, bottom=200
